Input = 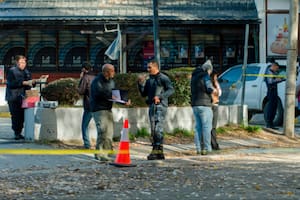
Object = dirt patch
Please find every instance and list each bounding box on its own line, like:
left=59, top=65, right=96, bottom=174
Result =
left=48, top=125, right=300, bottom=149
left=165, top=125, right=300, bottom=148
left=217, top=126, right=300, bottom=148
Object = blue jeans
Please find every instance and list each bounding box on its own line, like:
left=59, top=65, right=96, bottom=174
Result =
left=81, top=110, right=93, bottom=148
left=192, top=106, right=213, bottom=152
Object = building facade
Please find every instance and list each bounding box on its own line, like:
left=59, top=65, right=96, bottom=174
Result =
left=0, top=0, right=260, bottom=75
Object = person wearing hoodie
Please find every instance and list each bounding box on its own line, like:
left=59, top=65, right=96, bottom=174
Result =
left=191, top=59, right=216, bottom=155
left=137, top=60, right=174, bottom=160
left=77, top=62, right=96, bottom=149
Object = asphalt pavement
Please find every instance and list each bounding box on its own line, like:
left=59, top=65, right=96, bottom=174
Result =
left=0, top=114, right=299, bottom=170
left=1, top=116, right=300, bottom=200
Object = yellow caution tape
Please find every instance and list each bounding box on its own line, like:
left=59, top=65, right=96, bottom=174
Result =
left=245, top=74, right=286, bottom=78
left=0, top=149, right=129, bottom=155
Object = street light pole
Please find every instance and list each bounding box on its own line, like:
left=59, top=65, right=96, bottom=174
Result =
left=284, top=0, right=298, bottom=138
left=152, top=0, right=161, bottom=69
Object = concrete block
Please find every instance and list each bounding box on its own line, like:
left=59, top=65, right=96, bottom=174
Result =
left=24, top=105, right=248, bottom=142
left=216, top=105, right=230, bottom=127
left=0, top=86, right=6, bottom=106
left=55, top=108, right=96, bottom=141
left=24, top=108, right=35, bottom=141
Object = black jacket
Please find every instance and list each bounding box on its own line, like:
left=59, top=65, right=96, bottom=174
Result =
left=191, top=67, right=214, bottom=107
left=5, top=66, right=32, bottom=102
left=90, top=73, right=115, bottom=112
left=138, top=72, right=174, bottom=107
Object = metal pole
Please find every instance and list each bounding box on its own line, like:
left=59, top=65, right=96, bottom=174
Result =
left=284, top=0, right=298, bottom=138
left=240, top=24, right=249, bottom=126
left=117, top=24, right=123, bottom=74
left=152, top=0, right=161, bottom=69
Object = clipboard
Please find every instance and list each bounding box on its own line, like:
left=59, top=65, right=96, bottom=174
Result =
left=109, top=89, right=128, bottom=104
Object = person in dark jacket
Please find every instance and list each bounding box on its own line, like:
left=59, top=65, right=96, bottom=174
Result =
left=191, top=59, right=216, bottom=155
left=90, top=63, right=115, bottom=161
left=264, top=62, right=285, bottom=129
left=90, top=63, right=130, bottom=161
left=78, top=62, right=96, bottom=149
left=5, top=55, right=35, bottom=140
left=137, top=60, right=174, bottom=160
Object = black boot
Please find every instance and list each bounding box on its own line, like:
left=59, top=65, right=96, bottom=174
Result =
left=147, top=145, right=165, bottom=160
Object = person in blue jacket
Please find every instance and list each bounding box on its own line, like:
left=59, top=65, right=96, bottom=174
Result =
left=5, top=55, right=35, bottom=140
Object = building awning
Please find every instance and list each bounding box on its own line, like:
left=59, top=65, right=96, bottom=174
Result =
left=0, top=0, right=260, bottom=24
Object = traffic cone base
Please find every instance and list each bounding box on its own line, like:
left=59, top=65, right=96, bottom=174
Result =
left=110, top=119, right=136, bottom=167
left=109, top=162, right=136, bottom=167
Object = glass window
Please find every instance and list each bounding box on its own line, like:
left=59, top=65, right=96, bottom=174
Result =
left=219, top=66, right=242, bottom=83
left=219, top=65, right=260, bottom=83
left=245, top=66, right=260, bottom=81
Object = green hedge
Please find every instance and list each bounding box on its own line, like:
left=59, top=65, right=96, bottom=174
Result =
left=41, top=78, right=81, bottom=106
left=41, top=71, right=192, bottom=107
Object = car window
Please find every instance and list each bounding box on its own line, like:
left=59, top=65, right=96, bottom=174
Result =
left=245, top=66, right=260, bottom=81
left=278, top=66, right=286, bottom=77
left=219, top=66, right=260, bottom=83
left=219, top=67, right=242, bottom=83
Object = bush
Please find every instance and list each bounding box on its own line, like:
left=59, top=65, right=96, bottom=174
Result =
left=41, top=70, right=193, bottom=107
left=41, top=78, right=80, bottom=106
left=167, top=72, right=191, bottom=106
left=114, top=71, right=192, bottom=107
left=113, top=73, right=147, bottom=107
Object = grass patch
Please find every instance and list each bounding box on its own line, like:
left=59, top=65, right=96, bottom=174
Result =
left=135, top=127, right=150, bottom=138
left=242, top=125, right=261, bottom=132
left=216, top=124, right=262, bottom=137
left=128, top=127, right=150, bottom=142
left=167, top=128, right=194, bottom=138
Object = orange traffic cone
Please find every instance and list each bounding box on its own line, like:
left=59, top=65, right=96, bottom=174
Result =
left=110, top=119, right=136, bottom=167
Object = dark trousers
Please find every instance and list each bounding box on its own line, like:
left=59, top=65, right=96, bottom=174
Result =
left=8, top=100, right=25, bottom=136
left=149, top=104, right=167, bottom=146
left=266, top=89, right=278, bottom=126
left=211, top=105, right=220, bottom=150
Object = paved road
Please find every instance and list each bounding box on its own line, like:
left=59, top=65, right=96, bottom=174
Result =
left=1, top=116, right=300, bottom=199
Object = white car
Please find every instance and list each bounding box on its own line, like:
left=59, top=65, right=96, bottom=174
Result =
left=218, top=63, right=294, bottom=126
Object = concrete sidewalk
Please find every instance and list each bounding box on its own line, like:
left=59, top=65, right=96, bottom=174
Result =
left=0, top=117, right=283, bottom=161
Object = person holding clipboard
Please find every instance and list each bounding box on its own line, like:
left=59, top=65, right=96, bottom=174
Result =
left=90, top=63, right=130, bottom=161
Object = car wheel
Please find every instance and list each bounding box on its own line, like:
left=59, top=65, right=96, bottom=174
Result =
left=263, top=98, right=284, bottom=126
